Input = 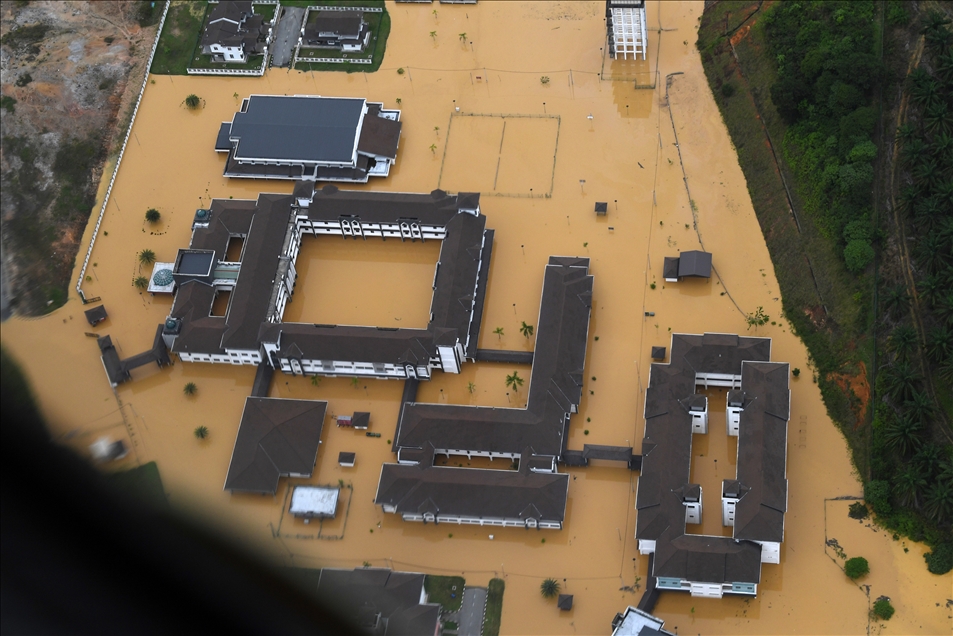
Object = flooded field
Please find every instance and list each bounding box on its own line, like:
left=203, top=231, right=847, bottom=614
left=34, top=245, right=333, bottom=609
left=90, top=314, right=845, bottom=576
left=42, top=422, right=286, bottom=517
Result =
left=2, top=2, right=949, bottom=634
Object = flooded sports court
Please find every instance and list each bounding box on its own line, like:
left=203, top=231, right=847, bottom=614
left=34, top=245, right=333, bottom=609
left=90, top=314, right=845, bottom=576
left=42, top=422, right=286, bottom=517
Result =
left=2, top=2, right=949, bottom=634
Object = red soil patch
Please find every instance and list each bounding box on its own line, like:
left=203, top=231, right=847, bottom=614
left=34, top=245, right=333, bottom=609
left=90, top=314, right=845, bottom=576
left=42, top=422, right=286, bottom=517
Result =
left=828, top=361, right=871, bottom=429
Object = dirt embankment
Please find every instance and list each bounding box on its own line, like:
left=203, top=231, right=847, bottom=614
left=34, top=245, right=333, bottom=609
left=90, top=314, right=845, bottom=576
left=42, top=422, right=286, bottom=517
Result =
left=1, top=1, right=159, bottom=316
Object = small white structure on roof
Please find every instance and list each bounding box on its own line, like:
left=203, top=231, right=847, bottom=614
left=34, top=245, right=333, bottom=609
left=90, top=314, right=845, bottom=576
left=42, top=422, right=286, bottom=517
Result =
left=607, top=0, right=648, bottom=61
left=289, top=485, right=340, bottom=520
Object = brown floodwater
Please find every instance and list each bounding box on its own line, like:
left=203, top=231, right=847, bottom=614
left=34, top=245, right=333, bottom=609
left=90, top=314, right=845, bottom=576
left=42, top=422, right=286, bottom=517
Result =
left=2, top=2, right=949, bottom=634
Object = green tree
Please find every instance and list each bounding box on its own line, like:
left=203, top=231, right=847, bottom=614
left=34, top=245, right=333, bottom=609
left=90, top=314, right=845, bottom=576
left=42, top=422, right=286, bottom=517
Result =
left=892, top=466, right=927, bottom=508
left=884, top=362, right=920, bottom=403
left=505, top=371, right=524, bottom=393
left=873, top=599, right=895, bottom=620
left=883, top=413, right=923, bottom=456
left=459, top=32, right=467, bottom=42
left=904, top=391, right=935, bottom=425
left=520, top=321, right=534, bottom=338
left=133, top=276, right=148, bottom=290
left=882, top=284, right=910, bottom=320
left=429, top=30, right=437, bottom=41
left=540, top=578, right=560, bottom=599
left=139, top=249, right=156, bottom=265
left=494, top=326, right=504, bottom=339
left=145, top=208, right=161, bottom=223
left=194, top=425, right=209, bottom=439
left=844, top=556, right=869, bottom=579
left=844, top=240, right=873, bottom=273
left=467, top=381, right=476, bottom=394
left=888, top=324, right=917, bottom=362
left=184, top=94, right=201, bottom=110
left=926, top=326, right=951, bottom=363
left=183, top=382, right=197, bottom=396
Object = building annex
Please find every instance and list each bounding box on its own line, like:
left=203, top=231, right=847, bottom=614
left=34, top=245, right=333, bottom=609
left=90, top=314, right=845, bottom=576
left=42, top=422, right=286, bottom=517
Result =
left=635, top=333, right=790, bottom=598
left=215, top=95, right=401, bottom=183
left=374, top=257, right=594, bottom=530
left=160, top=186, right=491, bottom=382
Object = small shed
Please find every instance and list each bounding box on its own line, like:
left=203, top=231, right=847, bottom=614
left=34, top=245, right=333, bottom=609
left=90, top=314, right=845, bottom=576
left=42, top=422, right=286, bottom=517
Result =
left=663, top=250, right=712, bottom=282
left=557, top=594, right=573, bottom=611
left=594, top=202, right=608, bottom=216
left=352, top=412, right=370, bottom=430
left=339, top=451, right=356, bottom=467
left=84, top=305, right=108, bottom=326
left=289, top=485, right=340, bottom=520
left=651, top=346, right=666, bottom=360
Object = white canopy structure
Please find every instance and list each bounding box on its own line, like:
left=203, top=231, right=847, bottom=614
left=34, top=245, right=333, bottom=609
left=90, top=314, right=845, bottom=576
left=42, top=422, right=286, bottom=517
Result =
left=607, top=0, right=648, bottom=61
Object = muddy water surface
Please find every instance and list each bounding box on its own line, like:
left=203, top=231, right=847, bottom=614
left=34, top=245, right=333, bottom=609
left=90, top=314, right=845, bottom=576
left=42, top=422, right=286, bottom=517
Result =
left=2, top=2, right=950, bottom=634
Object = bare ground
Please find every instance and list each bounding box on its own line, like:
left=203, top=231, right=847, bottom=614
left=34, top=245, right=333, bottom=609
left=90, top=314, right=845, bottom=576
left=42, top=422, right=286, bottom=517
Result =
left=1, top=1, right=158, bottom=316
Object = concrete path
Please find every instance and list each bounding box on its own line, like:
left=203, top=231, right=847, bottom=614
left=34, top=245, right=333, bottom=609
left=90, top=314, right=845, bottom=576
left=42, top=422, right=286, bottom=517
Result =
left=270, top=6, right=304, bottom=68
left=456, top=586, right=487, bottom=636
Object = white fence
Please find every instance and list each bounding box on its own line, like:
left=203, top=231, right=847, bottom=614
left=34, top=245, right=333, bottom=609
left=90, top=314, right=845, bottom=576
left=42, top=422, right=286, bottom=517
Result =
left=76, top=1, right=172, bottom=302
left=307, top=5, right=382, bottom=12
left=187, top=55, right=268, bottom=76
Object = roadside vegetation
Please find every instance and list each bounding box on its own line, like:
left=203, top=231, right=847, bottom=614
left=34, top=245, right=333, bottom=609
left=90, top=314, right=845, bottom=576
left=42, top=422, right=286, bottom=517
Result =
left=482, top=578, right=505, bottom=636
left=698, top=1, right=951, bottom=574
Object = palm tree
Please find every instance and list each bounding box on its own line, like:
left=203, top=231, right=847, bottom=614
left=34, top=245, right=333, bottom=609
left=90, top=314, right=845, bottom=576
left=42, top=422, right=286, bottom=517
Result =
left=145, top=208, right=161, bottom=223
left=914, top=442, right=945, bottom=478
left=467, top=381, right=476, bottom=394
left=915, top=234, right=952, bottom=274
left=905, top=391, right=936, bottom=425
left=311, top=375, right=322, bottom=386
left=922, top=10, right=953, bottom=51
left=935, top=293, right=953, bottom=325
left=889, top=324, right=918, bottom=362
left=926, top=326, right=952, bottom=363
left=184, top=94, right=201, bottom=109
left=896, top=122, right=917, bottom=145
left=139, top=249, right=156, bottom=266
left=183, top=382, right=197, bottom=396
left=935, top=48, right=953, bottom=84
left=883, top=413, right=924, bottom=456
left=505, top=371, right=524, bottom=392
left=520, top=321, right=534, bottom=338
left=923, top=477, right=953, bottom=525
left=900, top=138, right=927, bottom=167
left=429, top=143, right=437, bottom=155
left=429, top=30, right=437, bottom=41
left=881, top=284, right=910, bottom=320
left=458, top=32, right=467, bottom=43
left=133, top=276, right=148, bottom=290
left=884, top=362, right=920, bottom=403
left=494, top=327, right=504, bottom=339
left=925, top=102, right=952, bottom=136
left=919, top=276, right=942, bottom=307
left=540, top=578, right=560, bottom=599
left=893, top=465, right=927, bottom=508
left=897, top=184, right=922, bottom=217
left=914, top=157, right=943, bottom=190
left=194, top=425, right=209, bottom=439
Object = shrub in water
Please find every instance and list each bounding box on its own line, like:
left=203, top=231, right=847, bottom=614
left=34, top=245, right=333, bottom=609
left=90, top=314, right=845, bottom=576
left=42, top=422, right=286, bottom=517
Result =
left=873, top=599, right=894, bottom=620
left=844, top=556, right=869, bottom=579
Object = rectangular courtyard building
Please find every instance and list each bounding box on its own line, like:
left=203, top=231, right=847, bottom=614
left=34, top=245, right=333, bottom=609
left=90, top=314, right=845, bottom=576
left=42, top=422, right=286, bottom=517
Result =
left=216, top=95, right=401, bottom=183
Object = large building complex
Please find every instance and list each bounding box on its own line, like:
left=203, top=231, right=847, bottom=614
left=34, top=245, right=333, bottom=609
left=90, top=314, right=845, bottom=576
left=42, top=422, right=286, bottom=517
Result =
left=635, top=333, right=790, bottom=598
left=375, top=257, right=593, bottom=529
left=215, top=95, right=402, bottom=182
left=160, top=186, right=490, bottom=381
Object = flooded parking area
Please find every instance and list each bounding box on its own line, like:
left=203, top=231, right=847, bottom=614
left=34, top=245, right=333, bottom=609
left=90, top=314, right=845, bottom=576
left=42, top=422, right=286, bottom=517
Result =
left=2, top=2, right=949, bottom=634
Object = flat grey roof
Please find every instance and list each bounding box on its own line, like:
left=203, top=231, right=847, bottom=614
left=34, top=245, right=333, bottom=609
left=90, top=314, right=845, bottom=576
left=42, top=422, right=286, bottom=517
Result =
left=230, top=96, right=365, bottom=163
